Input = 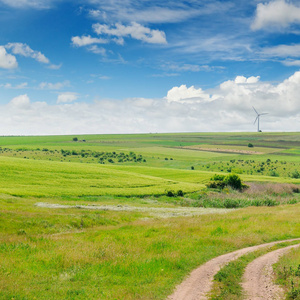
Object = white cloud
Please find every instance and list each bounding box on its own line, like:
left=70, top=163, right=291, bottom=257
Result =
left=261, top=44, right=300, bottom=57
left=233, top=76, right=260, bottom=84
left=48, top=63, right=62, bottom=70
left=251, top=0, right=300, bottom=31
left=93, top=22, right=167, bottom=44
left=88, top=9, right=103, bottom=18
left=57, top=92, right=79, bottom=103
left=6, top=43, right=50, bottom=64
left=39, top=81, right=70, bottom=90
left=0, top=46, right=18, bottom=69
left=0, top=0, right=53, bottom=9
left=282, top=59, right=300, bottom=66
left=1, top=71, right=300, bottom=135
left=87, top=45, right=106, bottom=55
left=71, top=35, right=108, bottom=47
left=85, top=0, right=219, bottom=24
left=9, top=94, right=31, bottom=109
left=166, top=85, right=211, bottom=103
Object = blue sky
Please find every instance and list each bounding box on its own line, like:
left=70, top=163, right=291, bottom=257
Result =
left=0, top=0, right=300, bottom=134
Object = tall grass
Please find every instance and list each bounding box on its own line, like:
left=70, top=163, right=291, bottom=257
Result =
left=274, top=247, right=300, bottom=299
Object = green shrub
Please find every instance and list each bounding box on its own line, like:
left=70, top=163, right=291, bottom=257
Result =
left=166, top=190, right=175, bottom=197
left=291, top=170, right=300, bottom=179
left=206, top=174, right=247, bottom=191
left=177, top=190, right=184, bottom=197
left=225, top=174, right=242, bottom=190
left=248, top=143, right=254, bottom=147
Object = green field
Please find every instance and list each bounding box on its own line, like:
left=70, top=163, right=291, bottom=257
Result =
left=0, top=132, right=300, bottom=299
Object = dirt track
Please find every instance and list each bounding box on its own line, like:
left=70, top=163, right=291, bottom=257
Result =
left=243, top=244, right=300, bottom=300
left=167, top=238, right=300, bottom=300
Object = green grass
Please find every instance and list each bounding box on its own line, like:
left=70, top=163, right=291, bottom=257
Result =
left=1, top=198, right=300, bottom=299
left=0, top=132, right=299, bottom=299
left=274, top=247, right=300, bottom=299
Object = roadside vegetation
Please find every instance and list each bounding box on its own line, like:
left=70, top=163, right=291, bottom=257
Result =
left=274, top=247, right=300, bottom=299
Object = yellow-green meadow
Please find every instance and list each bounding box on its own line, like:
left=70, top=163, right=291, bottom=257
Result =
left=0, top=132, right=299, bottom=299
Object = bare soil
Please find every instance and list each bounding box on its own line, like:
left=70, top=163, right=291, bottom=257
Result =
left=167, top=238, right=300, bottom=300
left=242, top=244, right=300, bottom=300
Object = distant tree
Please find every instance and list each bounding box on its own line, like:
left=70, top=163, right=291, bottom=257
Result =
left=248, top=143, right=254, bottom=148
left=73, top=137, right=78, bottom=142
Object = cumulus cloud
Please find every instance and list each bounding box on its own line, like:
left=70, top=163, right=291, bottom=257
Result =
left=71, top=35, right=108, bottom=47
left=1, top=72, right=300, bottom=135
left=166, top=85, right=212, bottom=103
left=251, top=0, right=300, bottom=31
left=6, top=43, right=50, bottom=64
left=9, top=94, right=31, bottom=109
left=0, top=46, right=18, bottom=69
left=93, top=22, right=167, bottom=44
left=57, top=92, right=79, bottom=103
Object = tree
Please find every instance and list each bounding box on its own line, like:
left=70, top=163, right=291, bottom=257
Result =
left=73, top=137, right=78, bottom=142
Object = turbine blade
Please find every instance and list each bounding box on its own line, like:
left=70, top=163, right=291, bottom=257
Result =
left=252, top=106, right=258, bottom=115
left=254, top=116, right=258, bottom=124
left=260, top=113, right=268, bottom=116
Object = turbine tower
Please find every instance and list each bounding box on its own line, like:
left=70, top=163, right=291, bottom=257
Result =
left=253, top=107, right=268, bottom=132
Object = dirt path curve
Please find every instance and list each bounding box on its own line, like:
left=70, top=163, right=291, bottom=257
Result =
left=242, top=243, right=300, bottom=300
left=167, top=238, right=300, bottom=300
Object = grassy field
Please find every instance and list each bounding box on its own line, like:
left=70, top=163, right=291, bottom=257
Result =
left=0, top=132, right=299, bottom=299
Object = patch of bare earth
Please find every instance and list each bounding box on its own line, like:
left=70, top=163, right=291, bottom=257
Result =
left=167, top=238, right=300, bottom=300
left=242, top=244, right=300, bottom=300
left=182, top=146, right=264, bottom=155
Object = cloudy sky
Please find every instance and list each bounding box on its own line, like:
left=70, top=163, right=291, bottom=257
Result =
left=0, top=0, right=300, bottom=135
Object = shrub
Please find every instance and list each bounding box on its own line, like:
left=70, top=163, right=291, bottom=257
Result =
left=177, top=190, right=184, bottom=197
left=225, top=174, right=242, bottom=190
left=73, top=137, right=78, bottom=142
left=206, top=174, right=247, bottom=191
left=269, top=170, right=279, bottom=177
left=291, top=170, right=300, bottom=179
left=248, top=143, right=254, bottom=147
left=166, top=190, right=175, bottom=197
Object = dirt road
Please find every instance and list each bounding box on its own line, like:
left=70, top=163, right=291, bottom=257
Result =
left=242, top=243, right=300, bottom=300
left=167, top=238, right=300, bottom=300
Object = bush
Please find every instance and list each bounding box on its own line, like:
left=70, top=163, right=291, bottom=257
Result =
left=166, top=190, right=175, bottom=197
left=225, top=174, right=242, bottom=190
left=206, top=174, right=247, bottom=191
left=73, top=137, right=78, bottom=142
left=291, top=170, right=300, bottom=179
left=248, top=143, right=254, bottom=147
left=177, top=190, right=184, bottom=197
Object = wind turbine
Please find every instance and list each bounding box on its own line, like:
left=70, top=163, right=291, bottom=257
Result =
left=253, top=107, right=268, bottom=132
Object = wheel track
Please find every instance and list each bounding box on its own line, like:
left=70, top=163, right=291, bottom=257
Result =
left=242, top=243, right=300, bottom=300
left=167, top=238, right=300, bottom=300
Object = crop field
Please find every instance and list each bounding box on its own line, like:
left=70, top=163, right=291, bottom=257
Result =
left=0, top=132, right=300, bottom=299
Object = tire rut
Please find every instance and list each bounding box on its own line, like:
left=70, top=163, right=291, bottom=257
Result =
left=167, top=238, right=300, bottom=300
left=242, top=243, right=300, bottom=300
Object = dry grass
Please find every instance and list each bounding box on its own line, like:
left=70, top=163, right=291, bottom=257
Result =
left=245, top=182, right=300, bottom=196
